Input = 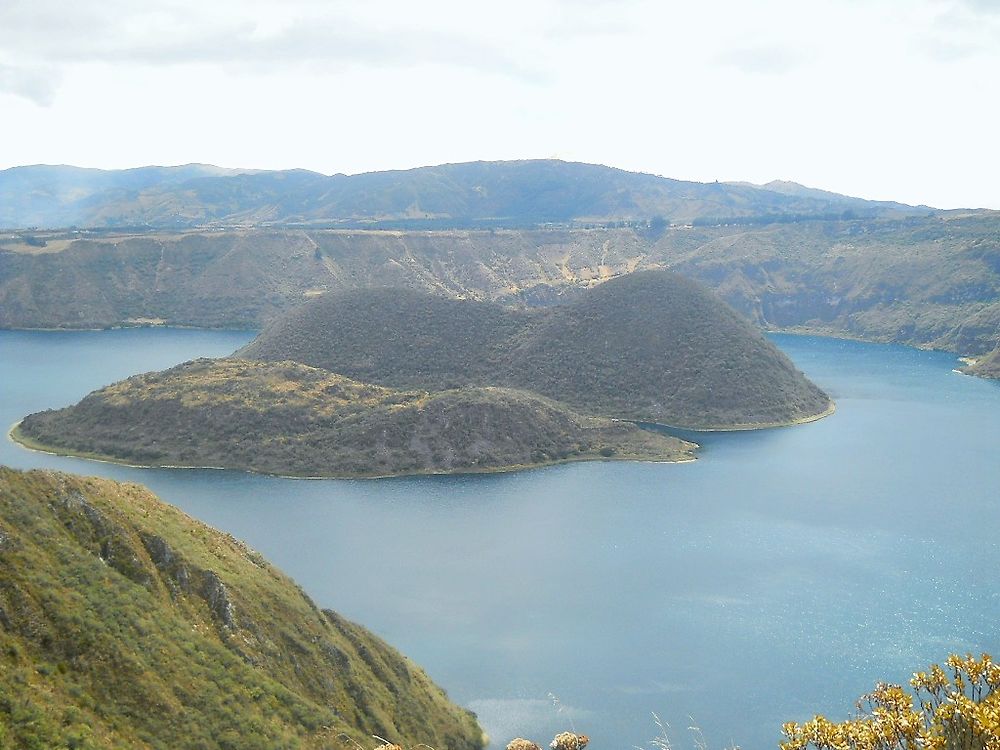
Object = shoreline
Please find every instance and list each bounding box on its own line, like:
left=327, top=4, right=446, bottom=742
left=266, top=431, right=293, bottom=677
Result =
left=635, top=399, right=836, bottom=434
left=3, top=323, right=259, bottom=334
left=6, top=398, right=837, bottom=482
left=8, top=421, right=697, bottom=481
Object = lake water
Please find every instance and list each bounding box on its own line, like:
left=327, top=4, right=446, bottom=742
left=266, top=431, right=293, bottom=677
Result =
left=2, top=328, right=999, bottom=750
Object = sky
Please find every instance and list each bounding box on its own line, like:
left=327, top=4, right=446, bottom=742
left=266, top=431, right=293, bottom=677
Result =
left=1, top=0, right=998, bottom=209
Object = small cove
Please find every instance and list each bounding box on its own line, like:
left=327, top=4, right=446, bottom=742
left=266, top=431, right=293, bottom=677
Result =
left=2, top=328, right=999, bottom=750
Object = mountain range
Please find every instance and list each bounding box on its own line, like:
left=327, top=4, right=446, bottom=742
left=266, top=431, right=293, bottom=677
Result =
left=0, top=159, right=930, bottom=230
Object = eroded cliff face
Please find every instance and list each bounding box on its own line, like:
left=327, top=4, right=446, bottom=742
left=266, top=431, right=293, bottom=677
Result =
left=0, top=467, right=485, bottom=750
left=2, top=217, right=999, bottom=357
left=0, top=228, right=650, bottom=329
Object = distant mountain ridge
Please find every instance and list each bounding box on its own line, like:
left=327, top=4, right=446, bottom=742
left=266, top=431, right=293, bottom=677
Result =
left=0, top=159, right=931, bottom=229
left=727, top=179, right=923, bottom=212
left=0, top=163, right=252, bottom=228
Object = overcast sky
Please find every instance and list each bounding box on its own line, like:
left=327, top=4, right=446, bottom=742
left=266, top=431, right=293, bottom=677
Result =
left=1, top=0, right=998, bottom=208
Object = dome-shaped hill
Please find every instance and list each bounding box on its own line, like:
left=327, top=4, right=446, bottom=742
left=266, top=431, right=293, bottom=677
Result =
left=501, top=270, right=833, bottom=427
left=237, top=287, right=522, bottom=388
left=240, top=270, right=832, bottom=429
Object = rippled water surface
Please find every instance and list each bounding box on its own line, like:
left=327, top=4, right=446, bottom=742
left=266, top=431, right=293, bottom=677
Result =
left=2, top=328, right=999, bottom=750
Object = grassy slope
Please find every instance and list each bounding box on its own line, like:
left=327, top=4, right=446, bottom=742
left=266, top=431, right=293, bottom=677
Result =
left=0, top=467, right=484, bottom=750
left=0, top=229, right=643, bottom=329
left=239, top=270, right=832, bottom=429
left=15, top=359, right=694, bottom=477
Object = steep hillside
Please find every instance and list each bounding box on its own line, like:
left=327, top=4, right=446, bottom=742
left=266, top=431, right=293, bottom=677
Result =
left=14, top=359, right=694, bottom=476
left=662, top=214, right=1000, bottom=356
left=0, top=228, right=641, bottom=329
left=0, top=467, right=484, bottom=750
left=964, top=347, right=1000, bottom=378
left=2, top=214, right=998, bottom=360
left=238, top=289, right=522, bottom=388
left=0, top=159, right=923, bottom=230
left=239, top=271, right=833, bottom=429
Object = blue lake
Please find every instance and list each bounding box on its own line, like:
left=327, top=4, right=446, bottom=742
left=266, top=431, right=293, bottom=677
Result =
left=2, top=328, right=999, bottom=750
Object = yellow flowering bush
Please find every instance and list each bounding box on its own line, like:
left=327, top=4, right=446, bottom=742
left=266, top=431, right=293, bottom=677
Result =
left=781, top=654, right=1000, bottom=750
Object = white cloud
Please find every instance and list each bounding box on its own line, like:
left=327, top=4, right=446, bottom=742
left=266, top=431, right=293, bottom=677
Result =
left=0, top=2, right=536, bottom=78
left=954, top=0, right=1000, bottom=12
left=716, top=45, right=805, bottom=76
left=0, top=64, right=58, bottom=106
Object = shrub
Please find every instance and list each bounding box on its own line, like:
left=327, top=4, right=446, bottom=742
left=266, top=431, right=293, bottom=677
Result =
left=781, top=654, right=1000, bottom=750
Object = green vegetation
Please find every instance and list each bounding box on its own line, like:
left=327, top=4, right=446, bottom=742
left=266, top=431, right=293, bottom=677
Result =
left=14, top=358, right=694, bottom=477
left=2, top=160, right=998, bottom=364
left=240, top=270, right=832, bottom=429
left=0, top=467, right=484, bottom=750
left=781, top=653, right=999, bottom=750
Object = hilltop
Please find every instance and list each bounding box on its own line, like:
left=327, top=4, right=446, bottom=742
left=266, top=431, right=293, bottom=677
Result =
left=239, top=270, right=833, bottom=429
left=0, top=467, right=484, bottom=750
left=0, top=159, right=927, bottom=230
left=14, top=358, right=694, bottom=477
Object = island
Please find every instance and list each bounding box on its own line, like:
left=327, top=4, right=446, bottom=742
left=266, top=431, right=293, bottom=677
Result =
left=13, top=271, right=833, bottom=477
